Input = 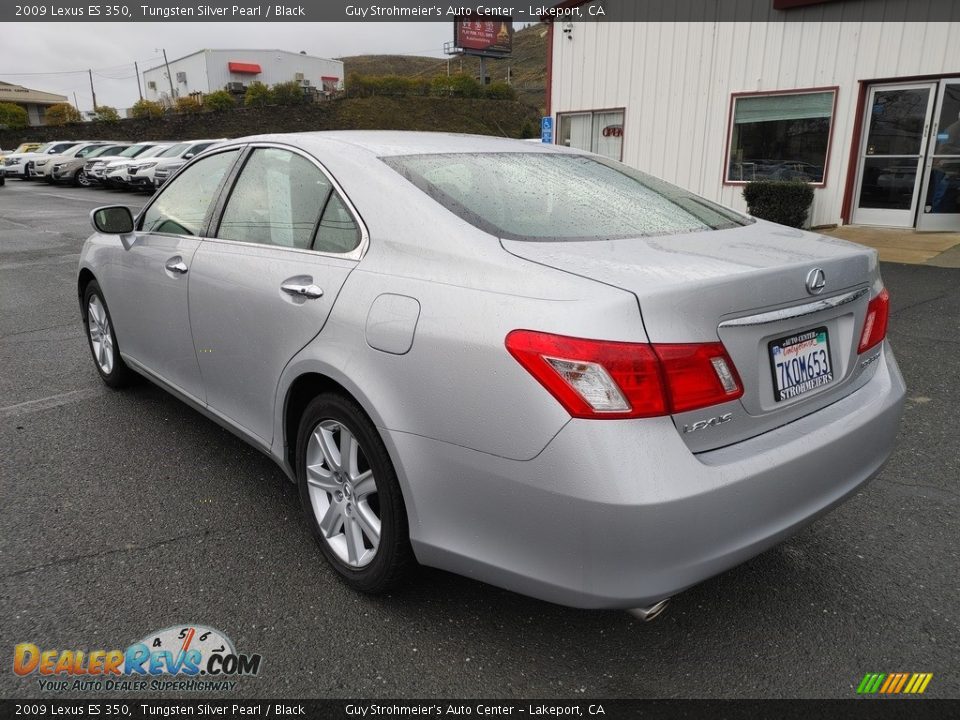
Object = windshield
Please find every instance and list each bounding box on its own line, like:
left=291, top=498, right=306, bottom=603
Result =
left=75, top=144, right=106, bottom=158
left=120, top=144, right=152, bottom=157
left=90, top=145, right=127, bottom=158
left=159, top=143, right=190, bottom=158
left=138, top=145, right=171, bottom=159
left=384, top=152, right=752, bottom=241
left=29, top=143, right=53, bottom=154
left=50, top=143, right=77, bottom=153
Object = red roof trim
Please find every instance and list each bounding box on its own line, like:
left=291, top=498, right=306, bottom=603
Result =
left=228, top=62, right=262, bottom=74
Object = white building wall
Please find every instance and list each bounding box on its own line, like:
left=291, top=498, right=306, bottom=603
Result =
left=202, top=50, right=344, bottom=93
left=551, top=1, right=960, bottom=226
left=143, top=52, right=209, bottom=102
left=142, top=50, right=344, bottom=104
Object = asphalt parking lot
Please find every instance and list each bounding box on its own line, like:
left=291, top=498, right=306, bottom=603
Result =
left=1, top=178, right=958, bottom=700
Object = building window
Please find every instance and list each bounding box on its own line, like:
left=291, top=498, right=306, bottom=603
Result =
left=557, top=109, right=624, bottom=161
left=726, top=89, right=836, bottom=184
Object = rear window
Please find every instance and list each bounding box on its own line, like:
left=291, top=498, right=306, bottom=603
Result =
left=383, top=152, right=751, bottom=241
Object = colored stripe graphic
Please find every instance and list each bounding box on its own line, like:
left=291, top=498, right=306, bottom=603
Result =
left=857, top=672, right=932, bottom=694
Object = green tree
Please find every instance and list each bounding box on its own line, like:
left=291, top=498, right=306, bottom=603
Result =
left=174, top=96, right=203, bottom=114
left=431, top=74, right=481, bottom=98
left=204, top=90, right=236, bottom=111
left=0, top=102, right=28, bottom=129
left=45, top=103, right=83, bottom=126
left=92, top=105, right=120, bottom=122
left=131, top=99, right=165, bottom=119
left=484, top=82, right=516, bottom=101
left=244, top=81, right=273, bottom=107
left=271, top=80, right=307, bottom=106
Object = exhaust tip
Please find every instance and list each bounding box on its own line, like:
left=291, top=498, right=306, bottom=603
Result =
left=627, top=598, right=670, bottom=622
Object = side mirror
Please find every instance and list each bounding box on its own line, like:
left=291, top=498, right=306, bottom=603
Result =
left=91, top=206, right=134, bottom=234
left=184, top=152, right=194, bottom=159
left=91, top=206, right=136, bottom=249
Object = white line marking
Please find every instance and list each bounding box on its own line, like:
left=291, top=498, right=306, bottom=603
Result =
left=0, top=388, right=99, bottom=418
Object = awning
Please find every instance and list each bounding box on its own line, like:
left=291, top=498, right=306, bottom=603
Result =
left=228, top=62, right=262, bottom=74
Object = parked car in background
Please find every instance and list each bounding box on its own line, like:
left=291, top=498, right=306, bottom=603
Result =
left=0, top=164, right=5, bottom=186
left=4, top=141, right=82, bottom=180
left=128, top=138, right=225, bottom=192
left=34, top=142, right=113, bottom=182
left=84, top=142, right=166, bottom=185
left=0, top=142, right=41, bottom=162
left=77, top=131, right=905, bottom=619
left=102, top=143, right=172, bottom=189
left=52, top=144, right=131, bottom=186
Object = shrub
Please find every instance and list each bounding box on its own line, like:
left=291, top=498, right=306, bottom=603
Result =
left=0, top=102, right=28, bottom=129
left=244, top=81, right=273, bottom=107
left=742, top=180, right=814, bottom=228
left=45, top=103, right=83, bottom=126
left=272, top=80, right=307, bottom=106
left=204, top=90, right=236, bottom=111
left=432, top=73, right=482, bottom=98
left=484, top=81, right=516, bottom=101
left=92, top=105, right=120, bottom=122
left=131, top=99, right=165, bottom=119
left=174, top=96, right=203, bottom=114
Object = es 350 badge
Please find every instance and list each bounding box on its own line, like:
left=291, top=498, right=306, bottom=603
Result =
left=13, top=625, right=262, bottom=693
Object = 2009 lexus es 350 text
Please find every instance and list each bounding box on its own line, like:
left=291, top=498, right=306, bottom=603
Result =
left=78, top=132, right=905, bottom=619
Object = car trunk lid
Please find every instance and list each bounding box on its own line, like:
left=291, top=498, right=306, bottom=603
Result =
left=501, top=220, right=882, bottom=452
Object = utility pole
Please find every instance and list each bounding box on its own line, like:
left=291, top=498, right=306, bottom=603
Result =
left=159, top=48, right=175, bottom=100
left=73, top=92, right=80, bottom=112
left=88, top=69, right=98, bottom=111
left=134, top=60, right=143, bottom=100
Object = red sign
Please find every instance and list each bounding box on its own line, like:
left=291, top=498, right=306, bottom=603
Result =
left=602, top=125, right=623, bottom=138
left=228, top=62, right=262, bottom=74
left=454, top=18, right=513, bottom=56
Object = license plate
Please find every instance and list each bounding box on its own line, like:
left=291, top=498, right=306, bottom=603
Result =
left=768, top=327, right=833, bottom=402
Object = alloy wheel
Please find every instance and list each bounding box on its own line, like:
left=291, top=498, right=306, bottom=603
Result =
left=87, top=295, right=115, bottom=374
left=305, top=420, right=381, bottom=568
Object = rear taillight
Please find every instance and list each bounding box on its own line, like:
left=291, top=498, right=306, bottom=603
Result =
left=858, top=288, right=890, bottom=354
left=505, top=330, right=742, bottom=420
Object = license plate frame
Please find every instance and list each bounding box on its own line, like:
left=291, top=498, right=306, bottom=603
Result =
left=768, top=326, right=834, bottom=402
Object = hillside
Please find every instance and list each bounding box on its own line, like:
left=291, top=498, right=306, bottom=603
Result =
left=341, top=22, right=548, bottom=112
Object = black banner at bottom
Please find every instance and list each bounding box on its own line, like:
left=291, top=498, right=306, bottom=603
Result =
left=1, top=699, right=959, bottom=720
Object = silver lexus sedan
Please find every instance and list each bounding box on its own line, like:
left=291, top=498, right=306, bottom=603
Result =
left=78, top=132, right=905, bottom=619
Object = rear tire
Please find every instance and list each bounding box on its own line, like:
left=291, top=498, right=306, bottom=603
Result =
left=82, top=280, right=135, bottom=388
left=297, top=393, right=413, bottom=594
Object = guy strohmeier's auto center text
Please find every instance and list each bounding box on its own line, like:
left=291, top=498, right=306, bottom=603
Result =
left=14, top=2, right=604, bottom=19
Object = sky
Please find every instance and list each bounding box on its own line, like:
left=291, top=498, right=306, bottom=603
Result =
left=1, top=23, right=455, bottom=111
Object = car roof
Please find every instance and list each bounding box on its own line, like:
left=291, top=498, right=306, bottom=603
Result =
left=222, top=130, right=576, bottom=158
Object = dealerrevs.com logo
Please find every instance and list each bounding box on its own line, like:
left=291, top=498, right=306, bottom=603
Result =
left=13, top=625, right=262, bottom=693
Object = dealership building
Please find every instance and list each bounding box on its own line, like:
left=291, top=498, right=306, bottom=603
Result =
left=0, top=82, right=69, bottom=126
left=546, top=0, right=960, bottom=231
left=142, top=49, right=344, bottom=104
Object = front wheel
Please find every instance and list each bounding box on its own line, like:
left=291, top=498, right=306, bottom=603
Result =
left=83, top=280, right=134, bottom=388
left=297, top=393, right=413, bottom=593
left=75, top=170, right=90, bottom=187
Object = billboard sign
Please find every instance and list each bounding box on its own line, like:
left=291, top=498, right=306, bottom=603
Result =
left=453, top=18, right=514, bottom=57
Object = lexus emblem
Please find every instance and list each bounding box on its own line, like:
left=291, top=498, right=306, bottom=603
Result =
left=805, top=267, right=826, bottom=295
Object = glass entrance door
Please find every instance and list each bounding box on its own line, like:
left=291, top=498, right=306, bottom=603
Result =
left=852, top=83, right=936, bottom=227
left=917, top=80, right=960, bottom=231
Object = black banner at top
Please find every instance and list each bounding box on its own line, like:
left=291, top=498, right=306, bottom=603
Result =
left=0, top=699, right=959, bottom=720
left=3, top=0, right=959, bottom=23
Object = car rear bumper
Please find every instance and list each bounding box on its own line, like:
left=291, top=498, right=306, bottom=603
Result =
left=386, top=342, right=906, bottom=609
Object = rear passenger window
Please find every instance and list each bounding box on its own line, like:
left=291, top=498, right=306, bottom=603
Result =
left=314, top=193, right=360, bottom=254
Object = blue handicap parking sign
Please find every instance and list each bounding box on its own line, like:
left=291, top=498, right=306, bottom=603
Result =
left=541, top=116, right=553, bottom=144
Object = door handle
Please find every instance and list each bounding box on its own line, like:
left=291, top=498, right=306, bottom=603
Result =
left=280, top=281, right=324, bottom=299
left=165, top=256, right=188, bottom=274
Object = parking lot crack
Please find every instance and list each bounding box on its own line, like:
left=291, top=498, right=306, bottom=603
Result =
left=1, top=529, right=226, bottom=580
